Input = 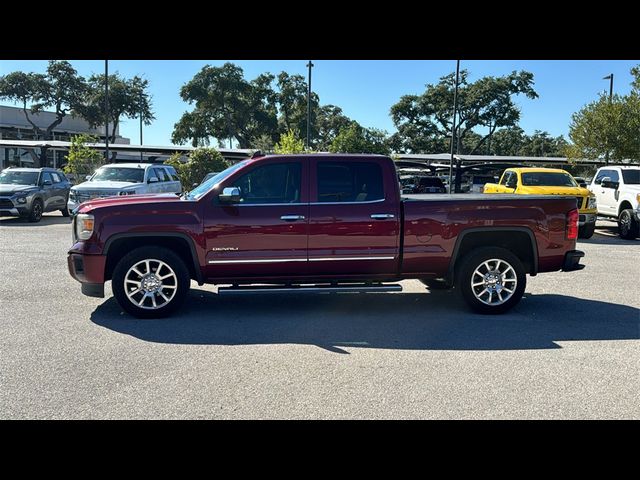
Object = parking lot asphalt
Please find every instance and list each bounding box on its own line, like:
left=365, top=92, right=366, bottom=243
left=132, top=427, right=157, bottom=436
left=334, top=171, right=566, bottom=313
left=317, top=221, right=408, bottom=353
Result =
left=0, top=214, right=638, bottom=419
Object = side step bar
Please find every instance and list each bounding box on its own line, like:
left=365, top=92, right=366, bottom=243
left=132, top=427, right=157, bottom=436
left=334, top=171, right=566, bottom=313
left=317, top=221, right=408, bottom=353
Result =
left=217, top=283, right=403, bottom=295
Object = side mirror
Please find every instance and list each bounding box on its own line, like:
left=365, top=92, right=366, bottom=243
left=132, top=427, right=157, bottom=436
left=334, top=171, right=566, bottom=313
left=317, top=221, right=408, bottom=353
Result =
left=219, top=186, right=241, bottom=203
left=192, top=182, right=199, bottom=188
left=85, top=175, right=92, bottom=181
left=43, top=179, right=52, bottom=186
left=601, top=177, right=619, bottom=189
left=148, top=176, right=159, bottom=183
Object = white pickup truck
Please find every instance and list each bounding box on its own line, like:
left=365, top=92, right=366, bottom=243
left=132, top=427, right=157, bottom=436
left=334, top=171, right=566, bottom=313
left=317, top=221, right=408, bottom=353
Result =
left=588, top=166, right=640, bottom=239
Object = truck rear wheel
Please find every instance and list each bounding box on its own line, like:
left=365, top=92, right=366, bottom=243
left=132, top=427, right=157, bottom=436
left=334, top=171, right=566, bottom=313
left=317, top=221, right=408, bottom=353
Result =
left=112, top=246, right=190, bottom=319
left=457, top=247, right=526, bottom=314
left=618, top=209, right=639, bottom=239
left=578, top=223, right=595, bottom=239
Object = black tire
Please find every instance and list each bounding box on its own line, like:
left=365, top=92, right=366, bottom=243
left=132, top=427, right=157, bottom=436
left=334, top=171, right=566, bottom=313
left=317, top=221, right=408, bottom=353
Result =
left=421, top=278, right=450, bottom=290
left=112, top=246, right=190, bottom=319
left=60, top=204, right=70, bottom=217
left=578, top=223, right=595, bottom=239
left=28, top=199, right=43, bottom=223
left=456, top=247, right=526, bottom=315
left=618, top=209, right=639, bottom=240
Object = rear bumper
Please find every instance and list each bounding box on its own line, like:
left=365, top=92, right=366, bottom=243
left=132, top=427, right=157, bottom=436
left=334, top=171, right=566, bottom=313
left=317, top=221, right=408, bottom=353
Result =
left=67, top=252, right=107, bottom=298
left=562, top=250, right=585, bottom=271
left=578, top=213, right=596, bottom=227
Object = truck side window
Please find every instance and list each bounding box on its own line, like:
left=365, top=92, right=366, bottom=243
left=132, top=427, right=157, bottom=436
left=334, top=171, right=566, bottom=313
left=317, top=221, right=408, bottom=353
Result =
left=51, top=172, right=61, bottom=183
left=233, top=163, right=301, bottom=204
left=153, top=168, right=167, bottom=182
left=499, top=172, right=510, bottom=185
left=595, top=169, right=618, bottom=184
left=317, top=162, right=384, bottom=203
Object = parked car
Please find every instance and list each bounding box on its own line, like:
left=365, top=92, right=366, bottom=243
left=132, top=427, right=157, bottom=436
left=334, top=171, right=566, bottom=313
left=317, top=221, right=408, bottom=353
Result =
left=588, top=166, right=640, bottom=239
left=413, top=176, right=447, bottom=194
left=483, top=168, right=597, bottom=239
left=573, top=176, right=588, bottom=188
left=0, top=167, right=71, bottom=222
left=68, top=154, right=585, bottom=318
left=467, top=175, right=498, bottom=193
left=68, top=163, right=182, bottom=212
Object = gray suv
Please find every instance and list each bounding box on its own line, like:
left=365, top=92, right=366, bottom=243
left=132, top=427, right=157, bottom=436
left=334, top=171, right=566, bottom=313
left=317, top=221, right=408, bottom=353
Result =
left=0, top=167, right=71, bottom=222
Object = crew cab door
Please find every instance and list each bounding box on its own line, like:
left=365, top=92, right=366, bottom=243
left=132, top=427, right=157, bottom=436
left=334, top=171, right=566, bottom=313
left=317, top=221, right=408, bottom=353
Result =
left=593, top=168, right=619, bottom=216
left=203, top=158, right=309, bottom=279
left=307, top=158, right=400, bottom=277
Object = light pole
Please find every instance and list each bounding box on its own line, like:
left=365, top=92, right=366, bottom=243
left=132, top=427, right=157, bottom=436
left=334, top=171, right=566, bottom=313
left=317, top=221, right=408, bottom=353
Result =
left=139, top=89, right=144, bottom=162
left=448, top=60, right=460, bottom=194
left=104, top=60, right=109, bottom=162
left=306, top=61, right=314, bottom=150
left=603, top=74, right=614, bottom=165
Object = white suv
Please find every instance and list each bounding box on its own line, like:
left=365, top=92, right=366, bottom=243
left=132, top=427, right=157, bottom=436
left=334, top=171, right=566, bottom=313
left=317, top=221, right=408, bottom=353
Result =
left=68, top=163, right=182, bottom=212
left=588, top=166, right=640, bottom=239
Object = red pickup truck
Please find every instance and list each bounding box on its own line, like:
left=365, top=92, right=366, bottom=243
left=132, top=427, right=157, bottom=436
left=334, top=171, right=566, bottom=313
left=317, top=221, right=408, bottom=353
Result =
left=68, top=154, right=585, bottom=318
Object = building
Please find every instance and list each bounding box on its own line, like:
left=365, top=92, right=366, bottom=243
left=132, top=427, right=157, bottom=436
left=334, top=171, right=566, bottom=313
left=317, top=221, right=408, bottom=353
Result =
left=0, top=105, right=130, bottom=169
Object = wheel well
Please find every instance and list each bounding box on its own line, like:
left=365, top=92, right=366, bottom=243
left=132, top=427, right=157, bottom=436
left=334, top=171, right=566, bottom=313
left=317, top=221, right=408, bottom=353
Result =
left=619, top=201, right=633, bottom=216
left=104, top=236, right=198, bottom=281
left=452, top=230, right=535, bottom=278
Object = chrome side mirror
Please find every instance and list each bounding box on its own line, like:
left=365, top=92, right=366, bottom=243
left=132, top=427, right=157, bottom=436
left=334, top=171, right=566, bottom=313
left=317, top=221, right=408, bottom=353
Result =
left=219, top=186, right=241, bottom=203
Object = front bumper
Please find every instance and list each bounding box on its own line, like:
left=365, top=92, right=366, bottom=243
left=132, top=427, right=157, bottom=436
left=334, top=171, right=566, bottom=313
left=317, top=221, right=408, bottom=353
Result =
left=562, top=250, right=585, bottom=272
left=578, top=213, right=596, bottom=227
left=67, top=252, right=107, bottom=298
left=0, top=196, right=30, bottom=217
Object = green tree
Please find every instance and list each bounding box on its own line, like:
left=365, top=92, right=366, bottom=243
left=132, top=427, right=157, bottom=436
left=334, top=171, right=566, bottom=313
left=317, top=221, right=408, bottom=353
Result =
left=165, top=147, right=230, bottom=189
left=390, top=70, right=538, bottom=154
left=0, top=60, right=88, bottom=166
left=276, top=72, right=319, bottom=139
left=314, top=105, right=352, bottom=151
left=519, top=130, right=568, bottom=157
left=489, top=127, right=525, bottom=156
left=63, top=134, right=103, bottom=178
left=274, top=130, right=306, bottom=154
left=77, top=73, right=154, bottom=158
left=172, top=63, right=278, bottom=148
left=250, top=134, right=275, bottom=154
left=329, top=122, right=390, bottom=155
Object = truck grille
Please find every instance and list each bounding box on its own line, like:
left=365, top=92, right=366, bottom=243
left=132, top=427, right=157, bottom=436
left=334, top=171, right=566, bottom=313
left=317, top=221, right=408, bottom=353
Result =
left=0, top=198, right=14, bottom=208
left=73, top=191, right=117, bottom=202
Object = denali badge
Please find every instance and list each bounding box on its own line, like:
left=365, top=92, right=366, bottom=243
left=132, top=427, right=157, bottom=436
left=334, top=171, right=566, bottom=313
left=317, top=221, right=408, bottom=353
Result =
left=211, top=247, right=239, bottom=251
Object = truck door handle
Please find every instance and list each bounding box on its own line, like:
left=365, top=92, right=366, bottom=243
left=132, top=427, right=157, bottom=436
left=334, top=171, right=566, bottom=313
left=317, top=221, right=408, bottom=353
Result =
left=370, top=213, right=395, bottom=219
left=281, top=215, right=305, bottom=221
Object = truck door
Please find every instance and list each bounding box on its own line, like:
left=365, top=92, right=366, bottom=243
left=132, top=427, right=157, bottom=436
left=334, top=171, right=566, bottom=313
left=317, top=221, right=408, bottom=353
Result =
left=203, top=158, right=309, bottom=279
left=594, top=169, right=619, bottom=216
left=307, top=158, right=400, bottom=277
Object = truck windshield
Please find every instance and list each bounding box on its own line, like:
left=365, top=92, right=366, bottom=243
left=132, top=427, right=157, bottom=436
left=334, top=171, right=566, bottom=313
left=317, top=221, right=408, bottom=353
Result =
left=92, top=167, right=144, bottom=183
left=621, top=170, right=640, bottom=184
left=186, top=160, right=250, bottom=200
left=521, top=172, right=577, bottom=187
left=0, top=170, right=39, bottom=185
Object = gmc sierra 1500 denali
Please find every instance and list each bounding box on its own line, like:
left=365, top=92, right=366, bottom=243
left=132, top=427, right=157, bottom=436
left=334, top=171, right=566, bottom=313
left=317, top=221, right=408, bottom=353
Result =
left=68, top=154, right=585, bottom=318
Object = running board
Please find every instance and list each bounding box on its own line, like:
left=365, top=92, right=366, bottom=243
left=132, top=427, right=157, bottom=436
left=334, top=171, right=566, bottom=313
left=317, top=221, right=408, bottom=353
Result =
left=217, top=283, right=403, bottom=295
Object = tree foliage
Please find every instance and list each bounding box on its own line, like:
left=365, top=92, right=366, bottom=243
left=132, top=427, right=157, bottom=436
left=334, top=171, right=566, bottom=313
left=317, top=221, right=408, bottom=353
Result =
left=165, top=147, right=230, bottom=189
left=390, top=69, right=538, bottom=154
left=63, top=134, right=103, bottom=178
left=274, top=130, right=306, bottom=154
left=329, top=122, right=390, bottom=155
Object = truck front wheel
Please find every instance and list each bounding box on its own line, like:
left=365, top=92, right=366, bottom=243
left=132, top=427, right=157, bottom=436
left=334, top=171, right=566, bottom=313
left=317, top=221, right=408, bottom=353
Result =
left=618, top=209, right=639, bottom=239
left=112, top=246, right=191, bottom=319
left=457, top=247, right=526, bottom=314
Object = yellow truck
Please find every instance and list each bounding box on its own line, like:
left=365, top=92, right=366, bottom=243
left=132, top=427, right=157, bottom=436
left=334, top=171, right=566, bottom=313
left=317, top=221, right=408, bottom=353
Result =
left=484, top=168, right=597, bottom=238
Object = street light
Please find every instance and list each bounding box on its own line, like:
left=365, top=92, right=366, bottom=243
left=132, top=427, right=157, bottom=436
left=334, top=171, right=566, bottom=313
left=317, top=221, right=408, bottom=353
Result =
left=306, top=61, right=314, bottom=150
left=448, top=60, right=460, bottom=194
left=105, top=60, right=109, bottom=162
left=603, top=74, right=614, bottom=100
left=139, top=89, right=144, bottom=162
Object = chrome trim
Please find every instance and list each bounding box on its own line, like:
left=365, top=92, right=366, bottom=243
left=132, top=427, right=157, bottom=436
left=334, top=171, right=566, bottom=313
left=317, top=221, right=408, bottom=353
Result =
left=218, top=284, right=403, bottom=295
left=309, top=198, right=386, bottom=206
left=370, top=213, right=395, bottom=219
left=309, top=256, right=395, bottom=262
left=231, top=202, right=307, bottom=207
left=281, top=215, right=305, bottom=221
left=208, top=258, right=307, bottom=264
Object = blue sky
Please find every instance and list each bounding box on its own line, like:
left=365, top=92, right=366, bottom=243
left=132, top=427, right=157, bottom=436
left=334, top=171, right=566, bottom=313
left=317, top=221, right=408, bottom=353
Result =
left=1, top=60, right=638, bottom=146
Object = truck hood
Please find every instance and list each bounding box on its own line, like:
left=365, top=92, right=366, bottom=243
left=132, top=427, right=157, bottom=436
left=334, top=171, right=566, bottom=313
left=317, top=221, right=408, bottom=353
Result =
left=520, top=186, right=591, bottom=196
left=72, top=180, right=141, bottom=191
left=0, top=184, right=38, bottom=195
left=77, top=193, right=183, bottom=213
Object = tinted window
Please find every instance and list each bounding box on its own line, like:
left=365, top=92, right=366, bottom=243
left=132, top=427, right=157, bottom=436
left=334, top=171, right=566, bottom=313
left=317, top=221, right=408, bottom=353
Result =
left=188, top=160, right=249, bottom=200
left=594, top=169, right=618, bottom=184
left=92, top=167, right=145, bottom=183
left=317, top=162, right=384, bottom=203
left=521, top=172, right=576, bottom=187
left=232, top=163, right=301, bottom=204
left=163, top=168, right=177, bottom=182
left=499, top=171, right=511, bottom=185
left=621, top=169, right=640, bottom=185
left=51, top=172, right=61, bottom=183
left=153, top=168, right=167, bottom=182
left=0, top=170, right=39, bottom=185
left=42, top=172, right=54, bottom=184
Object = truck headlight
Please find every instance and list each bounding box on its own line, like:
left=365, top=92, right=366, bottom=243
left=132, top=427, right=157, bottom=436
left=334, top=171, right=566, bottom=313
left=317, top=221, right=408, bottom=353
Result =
left=69, top=191, right=77, bottom=201
left=118, top=190, right=136, bottom=196
left=75, top=214, right=95, bottom=240
left=587, top=197, right=597, bottom=209
left=14, top=195, right=27, bottom=204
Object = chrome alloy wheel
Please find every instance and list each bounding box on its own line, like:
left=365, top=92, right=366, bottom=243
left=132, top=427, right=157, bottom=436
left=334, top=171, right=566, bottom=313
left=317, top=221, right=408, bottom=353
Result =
left=124, top=259, right=178, bottom=310
left=471, top=258, right=518, bottom=306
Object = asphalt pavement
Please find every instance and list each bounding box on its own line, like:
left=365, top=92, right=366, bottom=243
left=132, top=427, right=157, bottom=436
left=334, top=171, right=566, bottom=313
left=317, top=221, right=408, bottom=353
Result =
left=0, top=214, right=638, bottom=419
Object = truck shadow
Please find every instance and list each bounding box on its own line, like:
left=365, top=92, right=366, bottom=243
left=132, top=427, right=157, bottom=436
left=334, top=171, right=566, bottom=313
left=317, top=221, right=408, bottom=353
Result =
left=579, top=225, right=640, bottom=245
left=90, top=290, right=639, bottom=353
